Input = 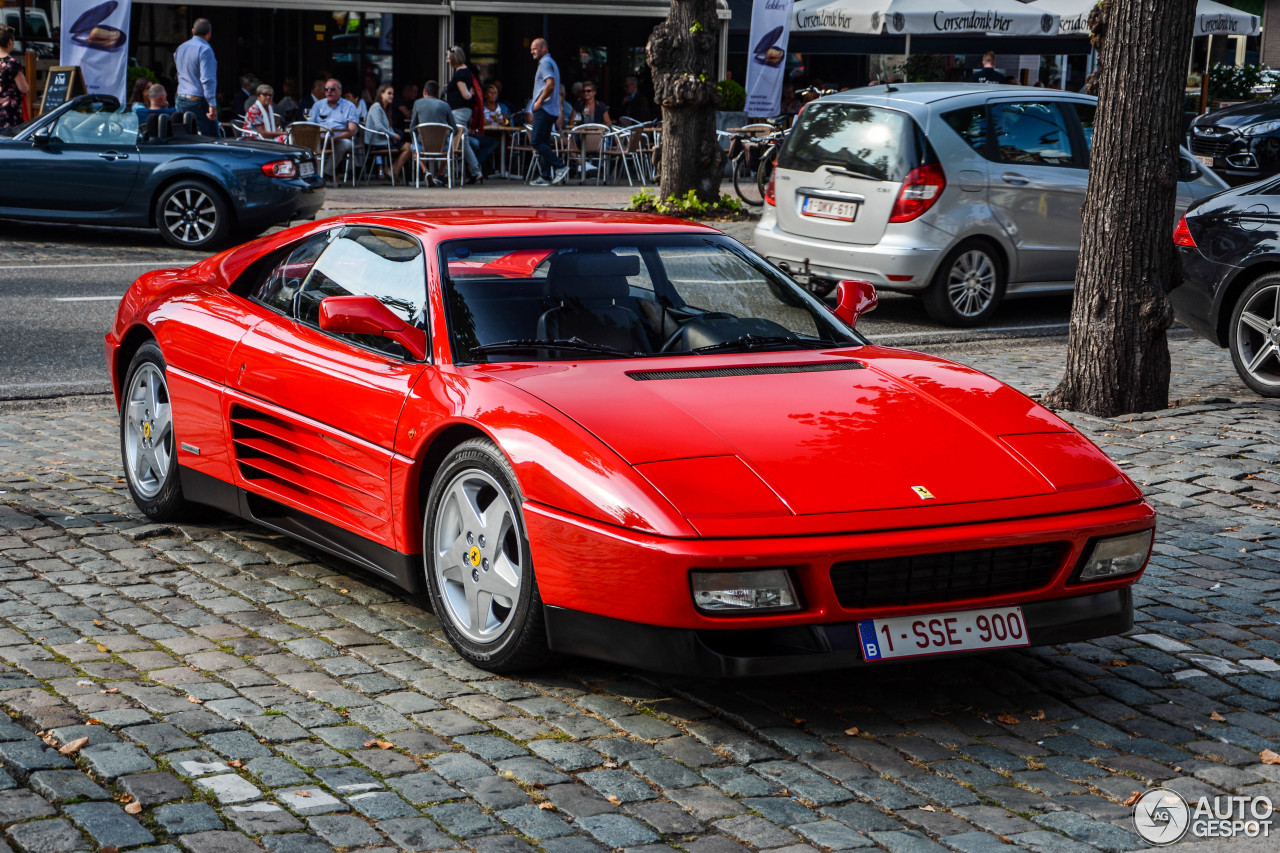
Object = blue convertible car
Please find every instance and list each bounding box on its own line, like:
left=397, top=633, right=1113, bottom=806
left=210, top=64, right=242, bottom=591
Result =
left=0, top=94, right=325, bottom=249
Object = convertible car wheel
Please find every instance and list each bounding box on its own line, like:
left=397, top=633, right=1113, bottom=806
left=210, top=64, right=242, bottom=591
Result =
left=1228, top=274, right=1280, bottom=397
left=120, top=342, right=188, bottom=520
left=423, top=439, right=550, bottom=671
left=156, top=180, right=231, bottom=250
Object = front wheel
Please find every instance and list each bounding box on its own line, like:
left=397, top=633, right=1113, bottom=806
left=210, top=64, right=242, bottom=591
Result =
left=924, top=242, right=1005, bottom=327
left=120, top=341, right=188, bottom=520
left=155, top=179, right=231, bottom=250
left=1228, top=273, right=1280, bottom=397
left=733, top=154, right=764, bottom=206
left=423, top=439, right=550, bottom=672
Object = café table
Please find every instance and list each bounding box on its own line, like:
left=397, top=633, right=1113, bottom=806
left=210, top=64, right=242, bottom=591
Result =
left=484, top=124, right=523, bottom=179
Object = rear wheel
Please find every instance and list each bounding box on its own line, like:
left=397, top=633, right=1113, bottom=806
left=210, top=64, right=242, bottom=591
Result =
left=423, top=439, right=550, bottom=672
left=156, top=179, right=231, bottom=250
left=1227, top=273, right=1280, bottom=397
left=924, top=241, right=1005, bottom=327
left=733, top=153, right=763, bottom=206
left=120, top=341, right=188, bottom=520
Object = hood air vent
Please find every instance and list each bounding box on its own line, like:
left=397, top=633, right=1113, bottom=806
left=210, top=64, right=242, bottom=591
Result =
left=628, top=361, right=865, bottom=382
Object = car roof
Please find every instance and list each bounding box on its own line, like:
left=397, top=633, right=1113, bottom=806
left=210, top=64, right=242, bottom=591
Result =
left=817, top=82, right=1097, bottom=109
left=349, top=207, right=723, bottom=240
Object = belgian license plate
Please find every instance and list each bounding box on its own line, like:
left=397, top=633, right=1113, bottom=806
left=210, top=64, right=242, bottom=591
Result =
left=802, top=196, right=858, bottom=222
left=300, top=161, right=316, bottom=178
left=1194, top=154, right=1214, bottom=168
left=858, top=606, right=1028, bottom=662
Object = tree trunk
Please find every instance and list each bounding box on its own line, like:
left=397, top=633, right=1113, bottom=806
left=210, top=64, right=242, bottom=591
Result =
left=1044, top=0, right=1196, bottom=417
left=647, top=0, right=724, bottom=202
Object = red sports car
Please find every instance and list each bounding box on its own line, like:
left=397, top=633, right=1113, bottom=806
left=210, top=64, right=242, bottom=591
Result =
left=107, top=209, right=1155, bottom=675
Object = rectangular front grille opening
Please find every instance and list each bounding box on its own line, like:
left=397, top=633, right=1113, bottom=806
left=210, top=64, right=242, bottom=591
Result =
left=830, top=542, right=1070, bottom=609
left=628, top=361, right=864, bottom=381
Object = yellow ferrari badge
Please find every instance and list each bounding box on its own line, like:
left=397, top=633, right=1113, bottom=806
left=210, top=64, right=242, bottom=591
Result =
left=911, top=485, right=935, bottom=500
left=142, top=421, right=152, bottom=440
left=469, top=546, right=482, bottom=566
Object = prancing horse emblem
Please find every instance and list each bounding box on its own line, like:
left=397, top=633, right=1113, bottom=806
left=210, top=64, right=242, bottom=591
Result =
left=912, top=485, right=936, bottom=500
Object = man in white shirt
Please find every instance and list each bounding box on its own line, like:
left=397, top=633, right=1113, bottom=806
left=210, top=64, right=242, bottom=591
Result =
left=309, top=79, right=360, bottom=178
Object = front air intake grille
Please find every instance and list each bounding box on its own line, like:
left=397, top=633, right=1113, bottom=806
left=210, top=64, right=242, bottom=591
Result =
left=830, top=542, right=1070, bottom=609
left=1190, top=138, right=1233, bottom=158
left=628, top=361, right=864, bottom=381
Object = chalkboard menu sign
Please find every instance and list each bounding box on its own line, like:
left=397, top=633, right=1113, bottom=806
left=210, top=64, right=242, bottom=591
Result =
left=39, top=67, right=86, bottom=115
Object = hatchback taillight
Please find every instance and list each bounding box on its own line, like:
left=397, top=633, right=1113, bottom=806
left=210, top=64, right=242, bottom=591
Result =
left=1173, top=215, right=1197, bottom=247
left=263, top=159, right=298, bottom=178
left=765, top=168, right=776, bottom=206
left=888, top=163, right=946, bottom=222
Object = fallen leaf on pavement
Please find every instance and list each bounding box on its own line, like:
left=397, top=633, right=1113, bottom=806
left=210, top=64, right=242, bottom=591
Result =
left=1110, top=660, right=1128, bottom=667
left=94, top=620, right=102, bottom=626
left=1122, top=791, right=1142, bottom=807
left=100, top=688, right=119, bottom=694
left=997, top=713, right=1019, bottom=725
left=919, top=805, right=936, bottom=812
left=294, top=790, right=312, bottom=797
left=96, top=644, right=108, bottom=652
left=538, top=802, right=555, bottom=810
left=124, top=802, right=142, bottom=815
left=117, top=794, right=133, bottom=804
left=1210, top=711, right=1226, bottom=722
left=77, top=681, right=93, bottom=687
left=340, top=589, right=349, bottom=594
left=375, top=740, right=394, bottom=750
left=1261, top=749, right=1280, bottom=765
left=86, top=719, right=101, bottom=726
left=602, top=761, right=618, bottom=769
left=101, top=846, right=119, bottom=853
left=59, top=737, right=89, bottom=755
left=187, top=696, right=204, bottom=704
left=42, top=735, right=57, bottom=747
left=606, top=795, right=621, bottom=805
left=1029, top=710, right=1046, bottom=722
left=229, top=759, right=243, bottom=768
left=844, top=727, right=860, bottom=736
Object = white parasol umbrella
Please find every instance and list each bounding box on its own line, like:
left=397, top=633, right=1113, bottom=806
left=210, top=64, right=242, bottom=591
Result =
left=1031, top=0, right=1260, bottom=38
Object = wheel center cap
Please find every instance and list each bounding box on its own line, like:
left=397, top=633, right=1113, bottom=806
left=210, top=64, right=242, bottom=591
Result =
left=142, top=420, right=152, bottom=442
left=468, top=546, right=482, bottom=567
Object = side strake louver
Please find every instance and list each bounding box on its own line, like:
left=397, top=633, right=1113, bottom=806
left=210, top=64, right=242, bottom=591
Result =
left=230, top=404, right=388, bottom=526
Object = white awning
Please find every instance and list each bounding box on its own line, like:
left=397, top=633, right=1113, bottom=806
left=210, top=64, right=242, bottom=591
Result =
left=792, top=0, right=1059, bottom=36
left=452, top=0, right=732, bottom=19
left=1030, top=0, right=1260, bottom=38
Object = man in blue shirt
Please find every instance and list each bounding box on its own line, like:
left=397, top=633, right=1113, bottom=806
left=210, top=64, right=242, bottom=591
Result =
left=309, top=79, right=361, bottom=179
left=529, top=38, right=568, bottom=186
left=175, top=18, right=218, bottom=136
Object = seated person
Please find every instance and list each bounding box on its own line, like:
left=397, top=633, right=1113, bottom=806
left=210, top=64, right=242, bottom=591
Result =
left=244, top=84, right=285, bottom=141
left=308, top=79, right=360, bottom=176
left=134, top=84, right=174, bottom=127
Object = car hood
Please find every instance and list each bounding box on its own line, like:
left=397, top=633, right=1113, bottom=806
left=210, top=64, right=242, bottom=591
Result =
left=1194, top=99, right=1280, bottom=129
left=479, top=347, right=1135, bottom=530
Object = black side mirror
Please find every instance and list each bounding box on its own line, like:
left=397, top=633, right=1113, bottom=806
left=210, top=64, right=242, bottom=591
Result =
left=32, top=128, right=51, bottom=146
left=1178, top=157, right=1201, bottom=181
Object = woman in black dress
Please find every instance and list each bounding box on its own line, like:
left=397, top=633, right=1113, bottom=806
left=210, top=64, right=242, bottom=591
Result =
left=0, top=26, right=30, bottom=129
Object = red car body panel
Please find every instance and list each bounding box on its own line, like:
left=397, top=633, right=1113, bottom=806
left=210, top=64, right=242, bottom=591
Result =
left=106, top=208, right=1155, bottom=674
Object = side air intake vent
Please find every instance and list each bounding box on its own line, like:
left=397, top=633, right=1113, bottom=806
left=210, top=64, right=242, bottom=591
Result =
left=628, top=361, right=864, bottom=381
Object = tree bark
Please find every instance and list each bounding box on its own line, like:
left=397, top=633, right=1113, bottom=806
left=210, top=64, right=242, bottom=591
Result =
left=1044, top=0, right=1196, bottom=417
left=647, top=0, right=724, bottom=201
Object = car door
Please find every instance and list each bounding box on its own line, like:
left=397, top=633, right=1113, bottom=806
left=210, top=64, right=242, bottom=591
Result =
left=226, top=225, right=430, bottom=552
left=986, top=98, right=1087, bottom=283
left=8, top=98, right=142, bottom=212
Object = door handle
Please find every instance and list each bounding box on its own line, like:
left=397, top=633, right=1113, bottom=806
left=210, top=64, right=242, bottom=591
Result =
left=1001, top=172, right=1029, bottom=185
left=98, top=151, right=129, bottom=161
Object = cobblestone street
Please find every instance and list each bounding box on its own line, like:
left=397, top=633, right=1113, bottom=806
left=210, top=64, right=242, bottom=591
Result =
left=0, top=334, right=1277, bottom=853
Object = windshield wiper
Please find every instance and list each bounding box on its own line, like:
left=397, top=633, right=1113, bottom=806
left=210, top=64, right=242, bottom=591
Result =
left=825, top=165, right=881, bottom=181
left=470, top=337, right=647, bottom=358
left=690, top=334, right=844, bottom=353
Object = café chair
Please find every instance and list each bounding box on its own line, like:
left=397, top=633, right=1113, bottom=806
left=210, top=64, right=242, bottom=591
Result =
left=412, top=123, right=455, bottom=189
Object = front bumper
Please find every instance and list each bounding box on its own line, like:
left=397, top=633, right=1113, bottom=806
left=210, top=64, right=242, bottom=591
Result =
left=1189, top=132, right=1280, bottom=184
left=545, top=588, right=1133, bottom=676
left=753, top=214, right=943, bottom=292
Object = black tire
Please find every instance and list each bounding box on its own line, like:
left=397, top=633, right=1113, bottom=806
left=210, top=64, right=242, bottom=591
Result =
left=1227, top=273, right=1280, bottom=397
left=756, top=152, right=775, bottom=205
left=733, top=154, right=763, bottom=206
left=120, top=341, right=188, bottom=520
left=924, top=240, right=1006, bottom=327
left=155, top=179, right=232, bottom=250
left=422, top=438, right=550, bottom=672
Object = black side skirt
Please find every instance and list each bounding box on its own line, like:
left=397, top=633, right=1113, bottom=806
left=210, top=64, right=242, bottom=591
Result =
left=179, top=467, right=422, bottom=594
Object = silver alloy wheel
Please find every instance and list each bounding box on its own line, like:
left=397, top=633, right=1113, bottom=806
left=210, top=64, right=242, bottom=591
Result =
left=947, top=249, right=997, bottom=318
left=162, top=187, right=218, bottom=244
left=123, top=363, right=174, bottom=499
left=1235, top=282, right=1280, bottom=391
left=432, top=468, right=523, bottom=644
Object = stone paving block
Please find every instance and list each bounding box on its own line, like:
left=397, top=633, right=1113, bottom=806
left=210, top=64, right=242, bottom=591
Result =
left=0, top=789, right=57, bottom=822
left=425, top=802, right=502, bottom=837
left=575, top=814, right=658, bottom=848
left=242, top=715, right=309, bottom=743
left=938, top=831, right=1018, bottom=853
left=194, top=773, right=262, bottom=804
left=528, top=741, right=603, bottom=772
left=388, top=772, right=464, bottom=805
left=224, top=802, right=304, bottom=835
left=176, top=830, right=262, bottom=853
left=458, top=775, right=529, bottom=810
left=277, top=785, right=350, bottom=815
left=125, top=723, right=199, bottom=754
left=347, top=790, right=420, bottom=820
left=306, top=814, right=386, bottom=849
left=821, top=803, right=903, bottom=833
left=64, top=801, right=155, bottom=848
left=0, top=741, right=72, bottom=780
left=578, top=770, right=657, bottom=803
left=27, top=770, right=109, bottom=803
left=200, top=731, right=273, bottom=761
left=47, top=725, right=118, bottom=748
left=80, top=742, right=157, bottom=780
left=540, top=837, right=607, bottom=853
left=866, top=830, right=948, bottom=853
left=315, top=765, right=383, bottom=794
left=275, top=742, right=346, bottom=768
left=794, top=820, right=874, bottom=850
left=259, top=835, right=330, bottom=853
left=493, top=757, right=570, bottom=787
left=242, top=756, right=308, bottom=788
left=713, top=814, right=800, bottom=848
left=1031, top=812, right=1142, bottom=852
left=5, top=817, right=89, bottom=853
left=154, top=802, right=226, bottom=835
left=378, top=817, right=456, bottom=851
left=665, top=786, right=742, bottom=820
left=497, top=804, right=577, bottom=840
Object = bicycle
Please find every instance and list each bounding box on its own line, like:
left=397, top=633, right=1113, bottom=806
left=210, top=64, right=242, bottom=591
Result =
left=724, top=116, right=789, bottom=206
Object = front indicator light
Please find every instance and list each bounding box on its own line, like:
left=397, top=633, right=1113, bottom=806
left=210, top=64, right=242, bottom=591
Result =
left=691, top=569, right=800, bottom=614
left=1075, top=530, right=1153, bottom=582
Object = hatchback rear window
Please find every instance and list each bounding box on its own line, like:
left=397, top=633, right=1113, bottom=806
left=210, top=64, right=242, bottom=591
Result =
left=778, top=103, right=918, bottom=182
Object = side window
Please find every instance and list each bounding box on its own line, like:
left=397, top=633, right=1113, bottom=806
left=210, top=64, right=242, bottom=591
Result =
left=52, top=102, right=139, bottom=145
left=1073, top=103, right=1095, bottom=153
left=991, top=102, right=1076, bottom=167
left=295, top=226, right=427, bottom=358
left=251, top=231, right=335, bottom=314
left=941, top=106, right=988, bottom=155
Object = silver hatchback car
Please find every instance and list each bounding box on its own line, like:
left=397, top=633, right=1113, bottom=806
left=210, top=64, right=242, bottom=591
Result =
left=754, top=84, right=1228, bottom=326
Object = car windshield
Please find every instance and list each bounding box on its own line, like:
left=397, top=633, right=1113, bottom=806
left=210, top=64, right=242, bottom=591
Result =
left=440, top=234, right=863, bottom=363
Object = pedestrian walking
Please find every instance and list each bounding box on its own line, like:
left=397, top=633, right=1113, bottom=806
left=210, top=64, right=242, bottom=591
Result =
left=0, top=25, right=30, bottom=130
left=174, top=18, right=218, bottom=135
left=528, top=37, right=568, bottom=186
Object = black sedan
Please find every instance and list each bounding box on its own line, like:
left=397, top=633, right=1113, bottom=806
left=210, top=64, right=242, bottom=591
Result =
left=0, top=94, right=324, bottom=249
left=1173, top=179, right=1280, bottom=397
left=1188, top=98, right=1280, bottom=185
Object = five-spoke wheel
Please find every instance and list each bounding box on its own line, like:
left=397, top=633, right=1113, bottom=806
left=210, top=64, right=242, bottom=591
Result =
left=156, top=180, right=230, bottom=250
left=423, top=439, right=549, bottom=670
left=120, top=342, right=188, bottom=519
left=1229, top=274, right=1280, bottom=397
left=926, top=242, right=1005, bottom=326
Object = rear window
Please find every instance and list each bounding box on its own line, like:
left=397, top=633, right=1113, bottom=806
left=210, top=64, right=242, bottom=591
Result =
left=777, top=103, right=918, bottom=181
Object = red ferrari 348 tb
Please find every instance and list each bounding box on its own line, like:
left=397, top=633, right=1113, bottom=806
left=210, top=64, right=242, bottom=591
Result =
left=107, top=209, right=1154, bottom=675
